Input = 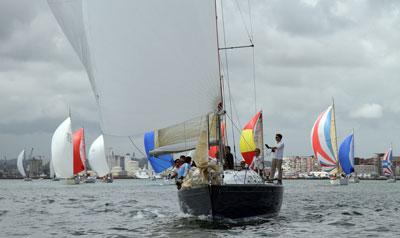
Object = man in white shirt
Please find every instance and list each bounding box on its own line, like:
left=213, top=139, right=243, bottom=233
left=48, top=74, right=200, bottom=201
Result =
left=267, top=134, right=284, bottom=184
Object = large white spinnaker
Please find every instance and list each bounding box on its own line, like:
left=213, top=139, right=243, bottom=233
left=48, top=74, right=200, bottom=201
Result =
left=88, top=135, right=110, bottom=177
left=51, top=117, right=73, bottom=178
left=17, top=150, right=26, bottom=178
left=48, top=0, right=221, bottom=137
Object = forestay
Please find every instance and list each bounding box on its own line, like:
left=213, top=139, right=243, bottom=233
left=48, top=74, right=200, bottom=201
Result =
left=48, top=0, right=221, bottom=136
left=51, top=117, right=73, bottom=178
left=88, top=135, right=110, bottom=177
left=17, top=150, right=26, bottom=178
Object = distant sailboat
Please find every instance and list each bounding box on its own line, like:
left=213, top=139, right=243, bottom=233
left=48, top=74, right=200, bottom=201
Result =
left=88, top=135, right=112, bottom=182
left=17, top=150, right=31, bottom=181
left=311, top=104, right=348, bottom=185
left=338, top=133, right=359, bottom=183
left=51, top=117, right=85, bottom=184
left=382, top=145, right=396, bottom=183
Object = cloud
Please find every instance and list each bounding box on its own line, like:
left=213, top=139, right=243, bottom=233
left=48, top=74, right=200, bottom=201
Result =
left=350, top=103, right=383, bottom=119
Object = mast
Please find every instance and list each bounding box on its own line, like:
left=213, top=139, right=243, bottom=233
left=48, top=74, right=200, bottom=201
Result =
left=332, top=98, right=340, bottom=176
left=214, top=0, right=225, bottom=165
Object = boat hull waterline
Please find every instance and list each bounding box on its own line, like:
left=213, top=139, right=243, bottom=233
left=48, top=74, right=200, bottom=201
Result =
left=178, top=184, right=283, bottom=219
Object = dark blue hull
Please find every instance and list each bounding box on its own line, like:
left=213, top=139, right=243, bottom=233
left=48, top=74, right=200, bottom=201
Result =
left=178, top=184, right=283, bottom=219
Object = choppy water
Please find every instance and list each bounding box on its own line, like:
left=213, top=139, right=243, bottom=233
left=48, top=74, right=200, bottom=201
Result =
left=0, top=179, right=399, bottom=237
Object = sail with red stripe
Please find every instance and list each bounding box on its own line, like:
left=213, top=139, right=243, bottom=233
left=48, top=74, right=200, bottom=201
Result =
left=382, top=146, right=393, bottom=176
left=239, top=111, right=263, bottom=165
left=73, top=128, right=86, bottom=175
left=311, top=106, right=338, bottom=173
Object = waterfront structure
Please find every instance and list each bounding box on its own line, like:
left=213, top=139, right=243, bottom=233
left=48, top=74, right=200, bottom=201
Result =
left=126, top=160, right=139, bottom=177
left=282, top=156, right=321, bottom=178
left=354, top=165, right=379, bottom=178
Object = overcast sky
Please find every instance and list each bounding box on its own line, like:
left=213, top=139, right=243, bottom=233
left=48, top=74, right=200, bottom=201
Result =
left=1, top=0, right=400, bottom=161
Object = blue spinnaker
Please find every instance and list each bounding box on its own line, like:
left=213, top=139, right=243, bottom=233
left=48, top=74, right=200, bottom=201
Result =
left=144, top=131, right=174, bottom=173
left=338, top=133, right=354, bottom=175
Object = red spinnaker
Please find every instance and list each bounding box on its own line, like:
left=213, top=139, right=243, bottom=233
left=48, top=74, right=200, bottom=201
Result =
left=73, top=128, right=86, bottom=174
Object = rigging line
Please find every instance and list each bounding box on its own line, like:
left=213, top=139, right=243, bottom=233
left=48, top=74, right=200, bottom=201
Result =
left=128, top=136, right=147, bottom=158
left=221, top=0, right=237, bottom=160
left=247, top=0, right=257, bottom=113
left=248, top=0, right=254, bottom=39
left=234, top=0, right=253, bottom=44
left=252, top=44, right=257, bottom=114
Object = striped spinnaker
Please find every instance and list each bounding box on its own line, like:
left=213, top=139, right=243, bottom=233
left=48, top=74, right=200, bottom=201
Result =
left=311, top=106, right=338, bottom=173
left=382, top=146, right=393, bottom=176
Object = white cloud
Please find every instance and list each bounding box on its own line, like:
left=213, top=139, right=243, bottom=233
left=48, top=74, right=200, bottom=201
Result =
left=350, top=103, right=383, bottom=119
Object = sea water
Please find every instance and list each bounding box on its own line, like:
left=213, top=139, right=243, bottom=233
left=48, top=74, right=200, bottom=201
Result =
left=0, top=179, right=399, bottom=237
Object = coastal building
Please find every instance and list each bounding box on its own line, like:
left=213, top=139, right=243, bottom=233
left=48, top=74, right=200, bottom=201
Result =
left=282, top=156, right=320, bottom=178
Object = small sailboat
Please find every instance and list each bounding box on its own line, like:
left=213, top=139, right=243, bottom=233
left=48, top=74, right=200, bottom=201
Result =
left=135, top=169, right=150, bottom=179
left=49, top=160, right=59, bottom=181
left=88, top=135, right=112, bottom=183
left=339, top=133, right=359, bottom=183
left=17, top=150, right=31, bottom=181
left=51, top=117, right=85, bottom=184
left=311, top=104, right=348, bottom=185
left=382, top=145, right=396, bottom=183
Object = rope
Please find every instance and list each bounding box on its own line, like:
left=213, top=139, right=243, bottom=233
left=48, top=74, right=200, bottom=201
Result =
left=234, top=0, right=253, bottom=44
left=128, top=136, right=147, bottom=158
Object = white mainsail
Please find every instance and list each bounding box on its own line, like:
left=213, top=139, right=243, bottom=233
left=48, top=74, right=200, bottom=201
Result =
left=88, top=135, right=110, bottom=177
left=51, top=117, right=73, bottom=178
left=48, top=0, right=221, bottom=137
left=17, top=150, right=26, bottom=178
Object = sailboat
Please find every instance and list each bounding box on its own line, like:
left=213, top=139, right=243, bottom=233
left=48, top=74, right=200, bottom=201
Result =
left=88, top=135, right=112, bottom=183
left=48, top=0, right=283, bottom=219
left=311, top=104, right=348, bottom=185
left=382, top=145, right=396, bottom=183
left=49, top=160, right=59, bottom=181
left=17, top=150, right=32, bottom=181
left=51, top=117, right=85, bottom=184
left=338, top=133, right=359, bottom=183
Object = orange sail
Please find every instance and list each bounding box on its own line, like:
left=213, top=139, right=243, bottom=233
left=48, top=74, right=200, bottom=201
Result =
left=239, top=111, right=263, bottom=165
left=73, top=128, right=86, bottom=174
